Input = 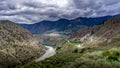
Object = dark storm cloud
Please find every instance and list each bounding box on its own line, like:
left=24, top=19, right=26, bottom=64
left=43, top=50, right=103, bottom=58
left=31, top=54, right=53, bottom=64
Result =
left=0, top=0, right=120, bottom=24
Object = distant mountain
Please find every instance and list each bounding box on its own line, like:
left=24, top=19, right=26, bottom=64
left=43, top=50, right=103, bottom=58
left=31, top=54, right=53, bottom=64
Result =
left=0, top=20, right=42, bottom=68
left=20, top=16, right=114, bottom=34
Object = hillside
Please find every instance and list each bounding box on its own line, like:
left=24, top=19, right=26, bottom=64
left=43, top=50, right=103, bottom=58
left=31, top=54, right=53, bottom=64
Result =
left=70, top=16, right=120, bottom=46
left=22, top=16, right=120, bottom=68
left=0, top=20, right=42, bottom=68
left=20, top=16, right=112, bottom=34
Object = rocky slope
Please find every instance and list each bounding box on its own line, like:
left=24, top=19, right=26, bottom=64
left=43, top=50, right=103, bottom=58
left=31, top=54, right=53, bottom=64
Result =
left=0, top=20, right=42, bottom=68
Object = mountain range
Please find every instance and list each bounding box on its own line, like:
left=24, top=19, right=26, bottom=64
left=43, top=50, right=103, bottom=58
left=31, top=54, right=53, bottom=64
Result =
left=20, top=16, right=115, bottom=34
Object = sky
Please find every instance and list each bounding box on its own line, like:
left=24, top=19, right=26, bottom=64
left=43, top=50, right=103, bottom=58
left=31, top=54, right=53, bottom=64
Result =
left=0, top=0, right=120, bottom=24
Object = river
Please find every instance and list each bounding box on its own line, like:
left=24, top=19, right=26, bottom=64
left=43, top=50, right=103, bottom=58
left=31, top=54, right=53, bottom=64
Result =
left=35, top=46, right=56, bottom=62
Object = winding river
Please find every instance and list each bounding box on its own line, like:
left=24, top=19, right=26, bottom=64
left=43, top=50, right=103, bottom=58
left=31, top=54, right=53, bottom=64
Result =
left=35, top=46, right=56, bottom=62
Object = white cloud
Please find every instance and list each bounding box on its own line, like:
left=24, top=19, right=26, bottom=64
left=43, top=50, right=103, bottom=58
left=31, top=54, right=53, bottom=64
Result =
left=0, top=0, right=120, bottom=24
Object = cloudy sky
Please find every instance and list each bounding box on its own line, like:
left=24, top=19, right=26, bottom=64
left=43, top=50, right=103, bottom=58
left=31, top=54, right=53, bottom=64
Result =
left=0, top=0, right=120, bottom=24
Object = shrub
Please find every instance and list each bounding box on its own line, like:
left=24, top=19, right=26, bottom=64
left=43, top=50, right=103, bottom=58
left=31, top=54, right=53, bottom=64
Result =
left=56, top=47, right=62, bottom=51
left=107, top=55, right=118, bottom=61
left=102, top=51, right=111, bottom=57
left=112, top=51, right=120, bottom=57
left=73, top=48, right=79, bottom=53
left=107, top=51, right=120, bottom=61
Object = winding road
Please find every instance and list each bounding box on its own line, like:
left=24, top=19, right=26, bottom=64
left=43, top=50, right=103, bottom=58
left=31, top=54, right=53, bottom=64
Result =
left=35, top=46, right=56, bottom=62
